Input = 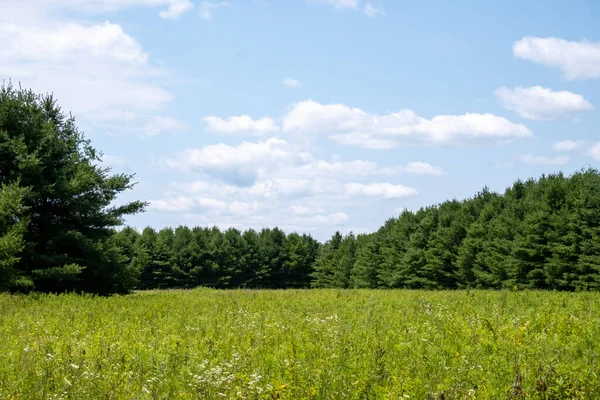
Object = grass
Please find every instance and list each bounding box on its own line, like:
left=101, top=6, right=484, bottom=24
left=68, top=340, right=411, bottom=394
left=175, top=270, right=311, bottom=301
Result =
left=1, top=289, right=599, bottom=399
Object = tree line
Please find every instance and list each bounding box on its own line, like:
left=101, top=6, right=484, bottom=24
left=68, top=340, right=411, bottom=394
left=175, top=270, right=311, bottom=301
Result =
left=313, top=169, right=600, bottom=291
left=114, top=168, right=600, bottom=292
left=114, top=226, right=319, bottom=289
left=2, top=85, right=600, bottom=294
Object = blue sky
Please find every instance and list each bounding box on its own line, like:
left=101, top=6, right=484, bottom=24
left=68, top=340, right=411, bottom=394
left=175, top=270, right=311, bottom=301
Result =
left=1, top=0, right=599, bottom=240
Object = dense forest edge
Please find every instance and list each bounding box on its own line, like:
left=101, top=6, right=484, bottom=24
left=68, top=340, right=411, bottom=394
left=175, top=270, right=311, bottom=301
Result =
left=2, top=86, right=600, bottom=294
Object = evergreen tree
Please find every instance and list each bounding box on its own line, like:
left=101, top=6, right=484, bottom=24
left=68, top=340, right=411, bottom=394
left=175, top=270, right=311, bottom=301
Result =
left=284, top=233, right=315, bottom=288
left=332, top=233, right=356, bottom=288
left=0, top=85, right=145, bottom=293
left=351, top=233, right=381, bottom=288
left=0, top=183, right=29, bottom=291
left=311, top=231, right=343, bottom=288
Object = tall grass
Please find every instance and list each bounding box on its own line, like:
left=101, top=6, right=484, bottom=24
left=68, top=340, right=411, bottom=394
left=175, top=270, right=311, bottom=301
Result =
left=1, top=289, right=599, bottom=399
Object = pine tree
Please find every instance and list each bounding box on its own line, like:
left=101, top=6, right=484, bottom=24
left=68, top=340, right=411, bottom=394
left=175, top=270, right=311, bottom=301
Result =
left=0, top=85, right=145, bottom=293
left=311, top=231, right=343, bottom=288
left=351, top=233, right=381, bottom=288
left=0, top=183, right=29, bottom=291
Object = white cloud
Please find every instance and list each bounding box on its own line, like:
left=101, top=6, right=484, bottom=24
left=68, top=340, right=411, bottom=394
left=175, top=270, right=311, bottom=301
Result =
left=553, top=140, right=583, bottom=152
left=344, top=183, right=417, bottom=199
left=363, top=3, right=384, bottom=18
left=159, top=0, right=193, bottom=19
left=205, top=100, right=529, bottom=148
left=1, top=21, right=147, bottom=65
left=311, top=0, right=383, bottom=17
left=316, top=0, right=359, bottom=10
left=283, top=160, right=444, bottom=177
left=313, top=212, right=349, bottom=225
left=282, top=78, right=301, bottom=88
left=162, top=136, right=434, bottom=187
left=519, top=154, right=569, bottom=166
left=589, top=143, right=600, bottom=161
left=513, top=37, right=600, bottom=80
left=399, top=162, right=445, bottom=176
left=199, top=1, right=229, bottom=20
left=282, top=159, right=391, bottom=178
left=172, top=181, right=242, bottom=196
left=282, top=100, right=531, bottom=148
left=203, top=115, right=279, bottom=135
left=11, top=0, right=194, bottom=20
left=157, top=136, right=424, bottom=233
left=150, top=195, right=259, bottom=215
left=290, top=205, right=312, bottom=216
left=495, top=86, right=593, bottom=120
left=161, top=138, right=303, bottom=185
left=248, top=178, right=328, bottom=198
left=0, top=5, right=183, bottom=136
left=150, top=196, right=196, bottom=212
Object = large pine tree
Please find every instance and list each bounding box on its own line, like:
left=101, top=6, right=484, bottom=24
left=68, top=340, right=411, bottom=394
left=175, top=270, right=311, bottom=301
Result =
left=0, top=85, right=145, bottom=293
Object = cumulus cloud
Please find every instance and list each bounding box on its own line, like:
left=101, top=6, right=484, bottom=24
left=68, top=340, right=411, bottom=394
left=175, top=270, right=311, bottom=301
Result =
left=1, top=21, right=147, bottom=64
left=553, top=140, right=583, bottom=152
left=513, top=37, right=600, bottom=80
left=313, top=213, right=349, bottom=225
left=280, top=159, right=392, bottom=178
left=203, top=115, right=279, bottom=135
left=589, top=143, right=600, bottom=161
left=282, top=78, right=301, bottom=88
left=311, top=0, right=384, bottom=17
left=496, top=86, right=593, bottom=120
left=149, top=196, right=196, bottom=212
left=150, top=191, right=351, bottom=229
left=290, top=205, right=313, bottom=216
left=209, top=101, right=531, bottom=148
left=159, top=0, right=193, bottom=19
left=0, top=4, right=183, bottom=136
left=519, top=154, right=569, bottom=166
left=161, top=138, right=308, bottom=185
left=156, top=136, right=430, bottom=232
left=11, top=0, right=194, bottom=19
left=398, top=162, right=445, bottom=176
left=282, top=100, right=531, bottom=148
left=316, top=0, right=359, bottom=9
left=344, top=183, right=417, bottom=199
left=162, top=136, right=441, bottom=187
left=150, top=196, right=259, bottom=215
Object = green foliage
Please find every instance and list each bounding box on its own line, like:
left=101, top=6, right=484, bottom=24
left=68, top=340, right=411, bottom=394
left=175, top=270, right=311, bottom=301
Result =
left=313, top=168, right=600, bottom=291
left=116, top=225, right=321, bottom=289
left=1, top=290, right=599, bottom=398
left=0, top=85, right=145, bottom=294
left=3, top=84, right=600, bottom=294
left=0, top=182, right=29, bottom=291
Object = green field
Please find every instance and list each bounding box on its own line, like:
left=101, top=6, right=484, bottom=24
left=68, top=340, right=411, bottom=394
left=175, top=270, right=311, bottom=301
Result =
left=1, top=290, right=599, bottom=399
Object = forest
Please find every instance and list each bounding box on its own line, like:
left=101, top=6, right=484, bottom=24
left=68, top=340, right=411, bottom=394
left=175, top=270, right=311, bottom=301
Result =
left=2, top=86, right=600, bottom=294
left=113, top=167, right=600, bottom=291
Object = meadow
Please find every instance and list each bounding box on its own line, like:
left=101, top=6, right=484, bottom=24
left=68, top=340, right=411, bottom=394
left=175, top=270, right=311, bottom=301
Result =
left=1, top=290, right=599, bottom=399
